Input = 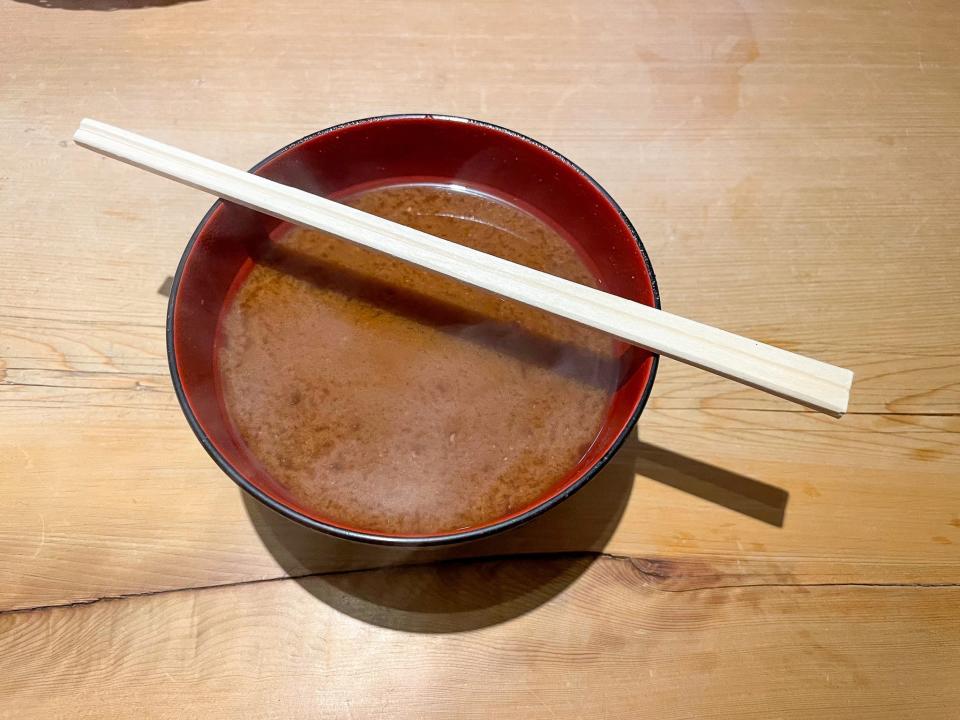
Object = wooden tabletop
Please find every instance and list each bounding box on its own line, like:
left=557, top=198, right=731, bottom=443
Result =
left=2, top=1, right=958, bottom=717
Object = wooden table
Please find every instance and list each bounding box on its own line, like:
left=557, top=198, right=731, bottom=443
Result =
left=2, top=1, right=958, bottom=717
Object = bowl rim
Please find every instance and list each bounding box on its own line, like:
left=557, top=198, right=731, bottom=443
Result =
left=166, top=113, right=660, bottom=546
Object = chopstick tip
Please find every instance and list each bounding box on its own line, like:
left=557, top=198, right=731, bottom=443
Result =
left=73, top=118, right=92, bottom=144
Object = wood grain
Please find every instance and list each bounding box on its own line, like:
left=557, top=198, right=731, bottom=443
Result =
left=2, top=556, right=959, bottom=720
left=1, top=0, right=959, bottom=716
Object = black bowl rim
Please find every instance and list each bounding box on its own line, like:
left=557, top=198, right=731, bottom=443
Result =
left=166, top=113, right=660, bottom=547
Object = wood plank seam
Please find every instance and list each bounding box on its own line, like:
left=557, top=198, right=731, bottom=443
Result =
left=2, top=552, right=958, bottom=619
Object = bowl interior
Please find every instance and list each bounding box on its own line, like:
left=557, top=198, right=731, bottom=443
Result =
left=169, top=115, right=658, bottom=543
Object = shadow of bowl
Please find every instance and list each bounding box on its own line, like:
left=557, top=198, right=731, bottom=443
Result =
left=293, top=554, right=598, bottom=633
left=243, top=433, right=640, bottom=632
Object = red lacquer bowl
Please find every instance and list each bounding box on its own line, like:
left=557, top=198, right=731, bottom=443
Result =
left=167, top=115, right=659, bottom=545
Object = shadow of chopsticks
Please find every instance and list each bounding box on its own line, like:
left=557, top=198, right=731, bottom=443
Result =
left=634, top=441, right=789, bottom=527
left=253, top=240, right=632, bottom=392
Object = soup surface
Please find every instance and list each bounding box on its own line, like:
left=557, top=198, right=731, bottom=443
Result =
left=217, top=183, right=622, bottom=534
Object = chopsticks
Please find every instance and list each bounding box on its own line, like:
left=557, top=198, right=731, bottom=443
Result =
left=74, top=118, right=853, bottom=416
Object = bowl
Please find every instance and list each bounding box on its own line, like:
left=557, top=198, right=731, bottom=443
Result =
left=167, top=114, right=659, bottom=545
